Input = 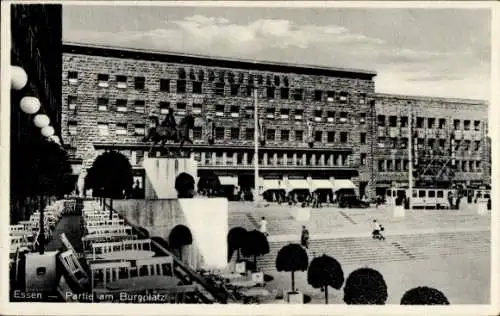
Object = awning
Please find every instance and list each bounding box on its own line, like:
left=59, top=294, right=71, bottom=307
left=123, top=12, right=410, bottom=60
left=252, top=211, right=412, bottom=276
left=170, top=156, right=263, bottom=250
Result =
left=287, top=179, right=311, bottom=191
left=219, top=176, right=238, bottom=186
left=261, top=179, right=285, bottom=191
left=332, top=179, right=356, bottom=191
left=311, top=179, right=334, bottom=191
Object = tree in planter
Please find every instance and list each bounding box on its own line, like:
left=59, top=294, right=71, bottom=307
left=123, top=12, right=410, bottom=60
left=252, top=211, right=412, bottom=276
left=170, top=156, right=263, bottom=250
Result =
left=168, top=224, right=193, bottom=261
left=227, top=227, right=247, bottom=263
left=85, top=150, right=133, bottom=219
left=276, top=243, right=309, bottom=293
left=343, top=267, right=388, bottom=305
left=400, top=286, right=450, bottom=305
left=175, top=172, right=195, bottom=198
left=240, top=230, right=269, bottom=271
left=307, top=254, right=344, bottom=304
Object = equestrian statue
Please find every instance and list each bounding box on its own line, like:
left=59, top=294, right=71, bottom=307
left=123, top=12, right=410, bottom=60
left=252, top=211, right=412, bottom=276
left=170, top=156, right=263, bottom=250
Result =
left=142, top=108, right=195, bottom=157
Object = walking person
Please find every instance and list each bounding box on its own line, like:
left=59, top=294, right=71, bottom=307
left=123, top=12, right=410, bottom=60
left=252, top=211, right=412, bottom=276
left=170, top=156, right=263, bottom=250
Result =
left=300, top=225, right=310, bottom=249
left=260, top=216, right=268, bottom=236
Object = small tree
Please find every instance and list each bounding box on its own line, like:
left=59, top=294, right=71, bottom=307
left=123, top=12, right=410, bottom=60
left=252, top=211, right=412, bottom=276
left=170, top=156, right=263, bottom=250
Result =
left=241, top=230, right=269, bottom=271
left=343, top=268, right=388, bottom=305
left=275, top=243, right=309, bottom=293
left=85, top=151, right=133, bottom=219
left=307, top=254, right=344, bottom=304
left=175, top=172, right=195, bottom=198
left=168, top=224, right=193, bottom=261
left=227, top=227, right=247, bottom=262
left=400, top=286, right=450, bottom=305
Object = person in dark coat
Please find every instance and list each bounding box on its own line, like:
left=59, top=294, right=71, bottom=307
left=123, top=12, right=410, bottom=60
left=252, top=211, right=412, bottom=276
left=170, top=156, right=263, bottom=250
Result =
left=300, top=225, right=310, bottom=249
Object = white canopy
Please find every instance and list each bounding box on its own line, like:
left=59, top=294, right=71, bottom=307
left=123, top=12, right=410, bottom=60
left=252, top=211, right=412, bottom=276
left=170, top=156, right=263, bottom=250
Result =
left=332, top=179, right=356, bottom=191
left=311, top=179, right=334, bottom=191
left=287, top=179, right=311, bottom=191
left=219, top=176, right=238, bottom=186
left=261, top=179, right=285, bottom=191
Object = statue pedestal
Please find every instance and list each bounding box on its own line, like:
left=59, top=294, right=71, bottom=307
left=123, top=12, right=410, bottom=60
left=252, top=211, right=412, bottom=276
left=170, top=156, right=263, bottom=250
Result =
left=143, top=157, right=198, bottom=199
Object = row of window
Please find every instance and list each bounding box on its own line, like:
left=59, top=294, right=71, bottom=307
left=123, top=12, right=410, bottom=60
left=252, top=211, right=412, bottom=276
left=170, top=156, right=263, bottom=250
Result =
left=377, top=115, right=485, bottom=131
left=377, top=159, right=482, bottom=172
left=376, top=137, right=482, bottom=152
left=66, top=71, right=366, bottom=102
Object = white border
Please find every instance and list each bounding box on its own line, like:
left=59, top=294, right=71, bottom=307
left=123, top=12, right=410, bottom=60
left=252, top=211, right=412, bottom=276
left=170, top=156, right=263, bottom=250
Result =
left=1, top=1, right=499, bottom=315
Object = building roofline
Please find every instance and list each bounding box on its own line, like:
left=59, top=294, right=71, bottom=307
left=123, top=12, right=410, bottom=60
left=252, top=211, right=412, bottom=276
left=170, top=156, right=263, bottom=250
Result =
left=375, top=92, right=488, bottom=105
left=62, top=41, right=377, bottom=80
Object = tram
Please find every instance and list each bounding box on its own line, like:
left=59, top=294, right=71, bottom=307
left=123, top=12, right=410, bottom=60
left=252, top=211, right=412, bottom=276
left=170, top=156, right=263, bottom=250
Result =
left=386, top=187, right=458, bottom=209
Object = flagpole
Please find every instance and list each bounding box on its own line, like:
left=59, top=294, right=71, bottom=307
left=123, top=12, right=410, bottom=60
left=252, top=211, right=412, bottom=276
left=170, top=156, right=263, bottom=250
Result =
left=408, top=103, right=413, bottom=211
left=253, top=87, right=260, bottom=204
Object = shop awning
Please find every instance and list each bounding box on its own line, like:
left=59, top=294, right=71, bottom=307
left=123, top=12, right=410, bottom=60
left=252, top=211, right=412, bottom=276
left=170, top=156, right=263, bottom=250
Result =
left=219, top=176, right=238, bottom=186
left=332, top=179, right=356, bottom=191
left=261, top=179, right=285, bottom=191
left=311, top=179, right=334, bottom=191
left=287, top=179, right=311, bottom=191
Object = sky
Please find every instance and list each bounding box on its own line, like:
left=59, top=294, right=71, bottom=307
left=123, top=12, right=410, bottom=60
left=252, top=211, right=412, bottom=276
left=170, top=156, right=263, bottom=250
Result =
left=63, top=5, right=491, bottom=100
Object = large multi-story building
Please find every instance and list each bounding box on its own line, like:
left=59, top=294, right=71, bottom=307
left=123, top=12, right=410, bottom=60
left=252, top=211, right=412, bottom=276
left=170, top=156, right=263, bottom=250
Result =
left=61, top=43, right=490, bottom=200
left=10, top=4, right=62, bottom=223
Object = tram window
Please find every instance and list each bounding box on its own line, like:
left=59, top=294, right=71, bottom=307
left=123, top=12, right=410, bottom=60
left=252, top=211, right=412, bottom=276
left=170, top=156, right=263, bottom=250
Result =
left=484, top=194, right=490, bottom=198
left=412, top=190, right=417, bottom=197
left=418, top=190, right=426, bottom=198
left=428, top=191, right=435, bottom=198
left=476, top=192, right=482, bottom=198
left=437, top=191, right=443, bottom=198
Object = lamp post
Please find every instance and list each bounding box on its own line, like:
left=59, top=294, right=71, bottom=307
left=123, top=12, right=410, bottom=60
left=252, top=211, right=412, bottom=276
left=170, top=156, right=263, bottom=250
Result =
left=253, top=87, right=260, bottom=204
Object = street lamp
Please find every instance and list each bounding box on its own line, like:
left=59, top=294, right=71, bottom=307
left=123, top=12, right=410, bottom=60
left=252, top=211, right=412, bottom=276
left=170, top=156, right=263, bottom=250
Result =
left=33, top=114, right=50, bottom=128
left=20, top=96, right=40, bottom=114
left=11, top=65, right=28, bottom=90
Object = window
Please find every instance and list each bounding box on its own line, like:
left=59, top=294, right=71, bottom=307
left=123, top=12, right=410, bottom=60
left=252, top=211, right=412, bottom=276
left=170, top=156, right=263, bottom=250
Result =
left=98, top=123, right=109, bottom=136
left=378, top=160, right=385, bottom=171
left=244, top=106, right=253, bottom=118
left=400, top=116, right=408, bottom=127
left=230, top=84, right=239, bottom=96
left=266, top=129, right=275, bottom=141
left=361, top=153, right=367, bottom=165
left=474, top=141, right=480, bottom=151
left=428, top=118, right=435, bottom=129
left=231, top=128, right=240, bottom=140
left=97, top=98, right=108, bottom=111
left=215, top=127, right=225, bottom=139
left=338, top=92, right=348, bottom=102
left=189, top=69, right=196, bottom=81
left=116, top=99, right=127, bottom=112
left=193, top=103, right=202, bottom=115
left=193, top=127, right=202, bottom=139
left=68, top=122, right=77, bottom=135
left=178, top=68, right=186, bottom=79
left=294, top=109, right=303, bottom=120
left=359, top=94, right=366, bottom=104
left=134, top=100, right=145, bottom=113
left=339, top=112, right=348, bottom=123
left=389, top=116, right=397, bottom=127
left=134, top=124, right=145, bottom=136
left=416, top=117, right=424, bottom=128
left=274, top=75, right=280, bottom=86
left=193, top=81, right=202, bottom=94
left=283, top=76, right=289, bottom=87
left=266, top=87, right=275, bottom=98
left=177, top=80, right=186, bottom=93
left=327, top=111, right=335, bottom=123
left=245, top=85, right=254, bottom=97
left=315, top=131, right=323, bottom=142
left=428, top=190, right=436, bottom=198
left=68, top=71, right=78, bottom=84
left=469, top=161, right=474, bottom=172
left=454, top=119, right=460, bottom=130
left=340, top=132, right=348, bottom=143
left=474, top=120, right=481, bottom=131
left=437, top=191, right=444, bottom=198
left=68, top=96, right=77, bottom=110
left=464, top=140, right=470, bottom=151
left=295, top=130, right=303, bottom=141
left=314, top=110, right=322, bottom=122
left=198, top=70, right=205, bottom=81
left=378, top=137, right=385, bottom=148
left=326, top=91, right=335, bottom=102
left=293, top=89, right=303, bottom=101
left=266, top=108, right=275, bottom=119
left=230, top=106, right=239, bottom=117
left=280, top=88, right=289, bottom=99
left=134, top=77, right=145, bottom=90
left=439, top=118, right=446, bottom=129
left=116, top=124, right=127, bottom=135
left=97, top=74, right=109, bottom=87
left=359, top=113, right=366, bottom=124
left=390, top=138, right=397, bottom=149
left=377, top=115, right=386, bottom=126
left=239, top=72, right=244, bottom=84
left=418, top=190, right=426, bottom=198
left=400, top=138, right=408, bottom=149
left=327, top=131, right=335, bottom=143
left=281, top=130, right=290, bottom=141
left=215, top=104, right=225, bottom=116
left=215, top=82, right=225, bottom=96
left=257, top=75, right=263, bottom=85
left=208, top=70, right=215, bottom=81
left=246, top=128, right=254, bottom=140
left=360, top=132, right=366, bottom=144
left=314, top=90, right=323, bottom=101
left=464, top=120, right=471, bottom=131
left=116, top=75, right=127, bottom=88
left=160, top=79, right=170, bottom=92
left=176, top=103, right=187, bottom=115
left=159, top=102, right=170, bottom=114
left=476, top=161, right=481, bottom=169
left=454, top=140, right=461, bottom=150
left=439, top=139, right=446, bottom=150
left=280, top=108, right=290, bottom=119
left=218, top=71, right=225, bottom=82
left=248, top=74, right=254, bottom=85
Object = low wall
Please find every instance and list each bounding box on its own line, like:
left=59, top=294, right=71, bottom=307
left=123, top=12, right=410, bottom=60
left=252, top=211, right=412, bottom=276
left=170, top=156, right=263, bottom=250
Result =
left=113, top=198, right=228, bottom=270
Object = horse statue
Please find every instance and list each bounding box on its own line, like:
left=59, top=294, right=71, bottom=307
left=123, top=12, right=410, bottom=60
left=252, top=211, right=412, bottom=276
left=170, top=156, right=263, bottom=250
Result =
left=142, top=108, right=195, bottom=157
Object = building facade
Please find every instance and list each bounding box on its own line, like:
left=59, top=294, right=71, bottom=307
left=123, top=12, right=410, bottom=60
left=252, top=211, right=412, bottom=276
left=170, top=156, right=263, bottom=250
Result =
left=10, top=4, right=62, bottom=222
left=61, top=43, right=490, bottom=200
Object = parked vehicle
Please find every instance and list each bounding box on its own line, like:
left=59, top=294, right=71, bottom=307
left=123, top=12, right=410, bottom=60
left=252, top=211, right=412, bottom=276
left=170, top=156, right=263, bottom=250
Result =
left=386, top=187, right=457, bottom=209
left=338, top=195, right=370, bottom=208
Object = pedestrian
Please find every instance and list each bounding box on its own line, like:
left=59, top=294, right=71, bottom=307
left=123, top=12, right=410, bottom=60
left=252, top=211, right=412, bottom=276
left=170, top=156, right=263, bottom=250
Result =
left=372, top=219, right=385, bottom=240
left=260, top=216, right=268, bottom=236
left=301, top=225, right=310, bottom=249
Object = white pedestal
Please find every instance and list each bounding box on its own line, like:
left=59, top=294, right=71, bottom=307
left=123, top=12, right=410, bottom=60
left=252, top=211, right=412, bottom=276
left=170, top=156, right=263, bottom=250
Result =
left=235, top=261, right=246, bottom=274
left=25, top=251, right=59, bottom=292
left=291, top=208, right=311, bottom=221
left=286, top=291, right=304, bottom=304
left=251, top=271, right=264, bottom=285
left=477, top=202, right=488, bottom=216
left=393, top=205, right=405, bottom=218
